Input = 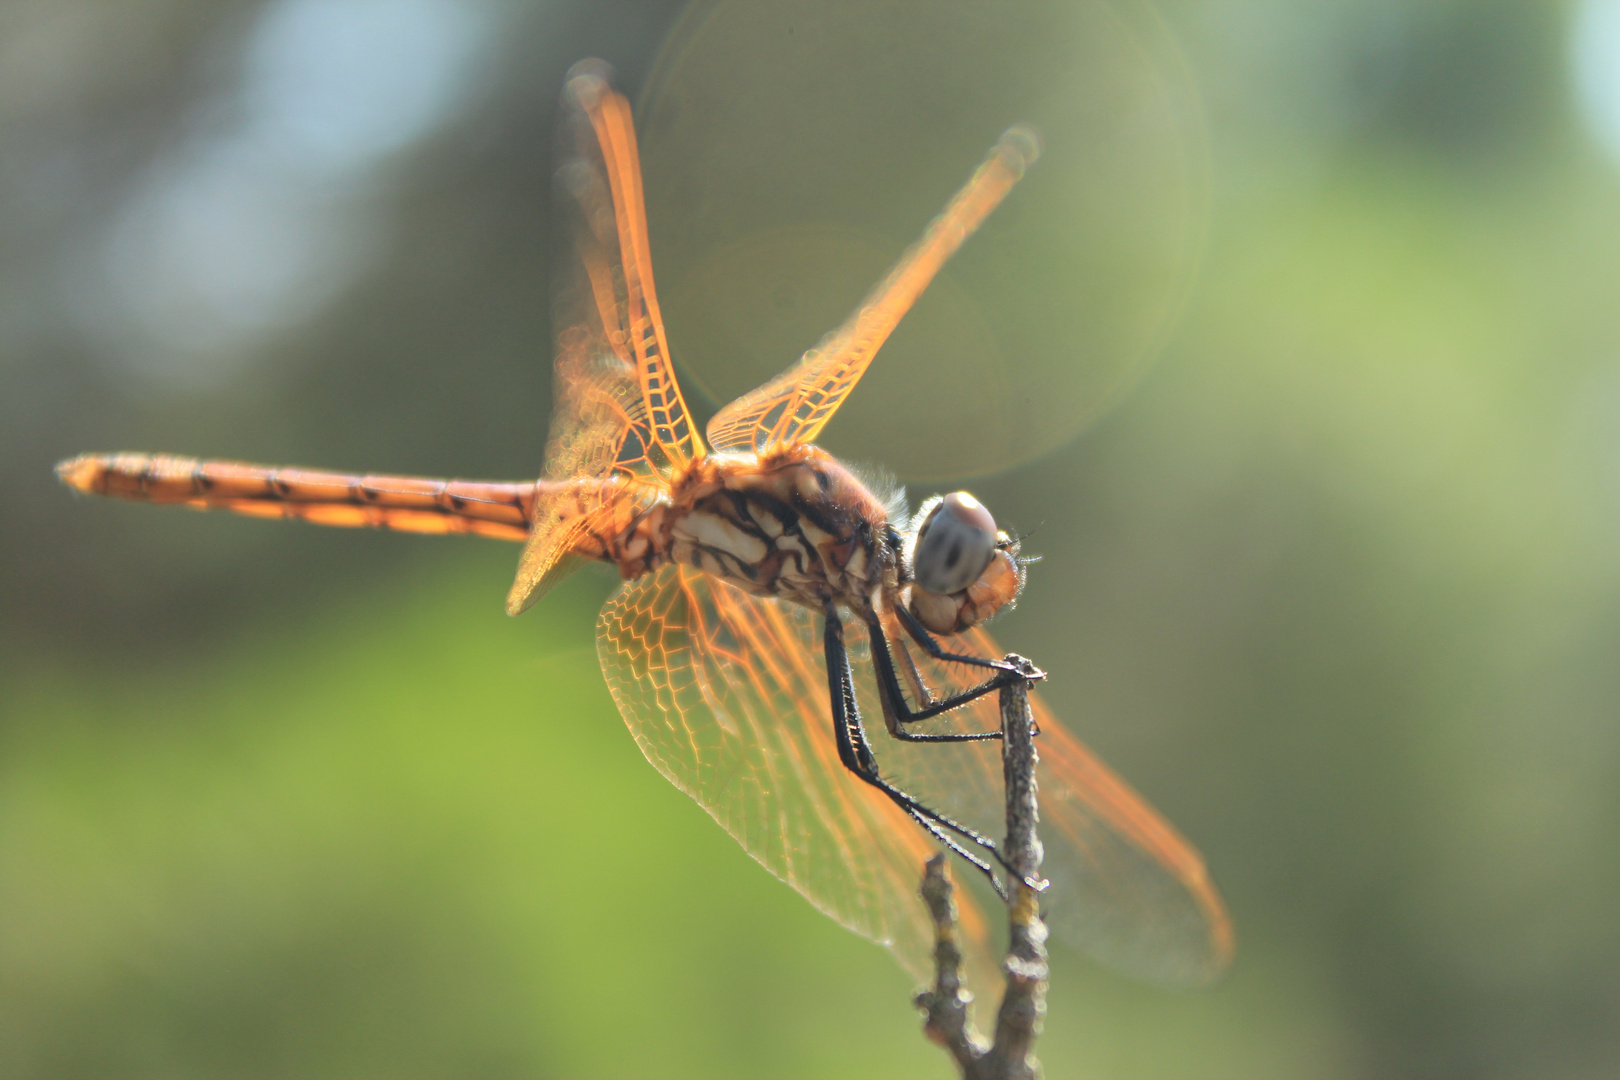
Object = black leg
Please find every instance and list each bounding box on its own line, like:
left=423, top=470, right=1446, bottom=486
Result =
left=908, top=810, right=1005, bottom=899
left=866, top=613, right=1009, bottom=741
left=821, top=605, right=1010, bottom=897
left=896, top=604, right=1034, bottom=674
left=880, top=609, right=1049, bottom=723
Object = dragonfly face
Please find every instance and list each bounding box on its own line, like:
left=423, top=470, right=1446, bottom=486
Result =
left=57, top=59, right=1232, bottom=993
left=902, top=491, right=1024, bottom=635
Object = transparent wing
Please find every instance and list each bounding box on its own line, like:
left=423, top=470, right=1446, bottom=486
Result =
left=705, top=127, right=1039, bottom=455
left=878, top=621, right=1235, bottom=987
left=596, top=564, right=1004, bottom=992
left=597, top=564, right=1232, bottom=990
left=509, top=63, right=704, bottom=614
left=570, top=67, right=702, bottom=471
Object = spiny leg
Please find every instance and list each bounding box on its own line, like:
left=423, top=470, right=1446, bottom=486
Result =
left=822, top=604, right=1010, bottom=895
left=896, top=603, right=1046, bottom=679
left=866, top=613, right=1007, bottom=741
left=908, top=809, right=1007, bottom=903
left=857, top=609, right=1049, bottom=892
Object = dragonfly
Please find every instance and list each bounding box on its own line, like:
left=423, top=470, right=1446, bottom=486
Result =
left=57, top=61, right=1231, bottom=990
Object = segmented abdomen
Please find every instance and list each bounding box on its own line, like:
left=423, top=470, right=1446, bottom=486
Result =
left=56, top=453, right=537, bottom=541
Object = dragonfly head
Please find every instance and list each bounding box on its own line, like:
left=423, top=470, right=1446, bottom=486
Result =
left=902, top=492, right=1025, bottom=635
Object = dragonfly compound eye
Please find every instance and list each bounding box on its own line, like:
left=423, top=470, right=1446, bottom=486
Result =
left=912, top=491, right=998, bottom=596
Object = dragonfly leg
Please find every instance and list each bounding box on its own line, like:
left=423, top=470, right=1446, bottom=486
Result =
left=908, top=810, right=1008, bottom=902
left=866, top=613, right=1009, bottom=741
left=897, top=604, right=1046, bottom=681
left=822, top=605, right=1013, bottom=893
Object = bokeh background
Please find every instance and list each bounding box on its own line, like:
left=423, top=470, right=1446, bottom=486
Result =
left=4, top=1, right=1620, bottom=1076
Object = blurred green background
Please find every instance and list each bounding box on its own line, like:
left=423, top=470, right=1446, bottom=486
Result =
left=4, top=1, right=1620, bottom=1076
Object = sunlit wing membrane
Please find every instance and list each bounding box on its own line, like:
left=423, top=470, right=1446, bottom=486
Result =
left=575, top=66, right=703, bottom=471
left=508, top=65, right=704, bottom=614
left=600, top=564, right=1232, bottom=989
left=597, top=564, right=1004, bottom=993
left=880, top=623, right=1235, bottom=987
left=509, top=497, right=620, bottom=617
left=705, top=126, right=1040, bottom=455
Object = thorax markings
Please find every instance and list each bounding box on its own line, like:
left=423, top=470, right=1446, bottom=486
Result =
left=603, top=446, right=894, bottom=613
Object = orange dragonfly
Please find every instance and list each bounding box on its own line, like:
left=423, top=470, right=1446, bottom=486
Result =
left=57, top=61, right=1231, bottom=990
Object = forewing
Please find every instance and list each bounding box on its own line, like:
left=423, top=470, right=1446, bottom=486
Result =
left=569, top=65, right=702, bottom=473
left=508, top=64, right=702, bottom=614
left=705, top=127, right=1040, bottom=455
left=596, top=565, right=1003, bottom=991
left=874, top=623, right=1235, bottom=987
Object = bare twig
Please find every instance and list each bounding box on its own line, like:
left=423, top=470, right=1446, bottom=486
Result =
left=917, top=855, right=987, bottom=1064
left=916, top=655, right=1049, bottom=1079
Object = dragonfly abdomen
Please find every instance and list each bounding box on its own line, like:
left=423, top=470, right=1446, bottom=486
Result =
left=56, top=453, right=537, bottom=541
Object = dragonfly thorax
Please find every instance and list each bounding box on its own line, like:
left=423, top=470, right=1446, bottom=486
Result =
left=602, top=444, right=898, bottom=617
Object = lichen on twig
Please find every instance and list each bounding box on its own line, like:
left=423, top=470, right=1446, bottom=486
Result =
left=915, top=656, right=1049, bottom=1080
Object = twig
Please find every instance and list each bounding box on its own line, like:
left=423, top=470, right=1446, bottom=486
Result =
left=916, top=655, right=1049, bottom=1079
left=916, top=856, right=986, bottom=1064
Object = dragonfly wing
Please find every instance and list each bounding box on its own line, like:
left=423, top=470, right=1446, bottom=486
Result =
left=509, top=64, right=703, bottom=614
left=874, top=622, right=1235, bottom=987
left=705, top=127, right=1039, bottom=455
left=597, top=564, right=1004, bottom=992
left=563, top=63, right=702, bottom=474
left=599, top=565, right=1230, bottom=987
